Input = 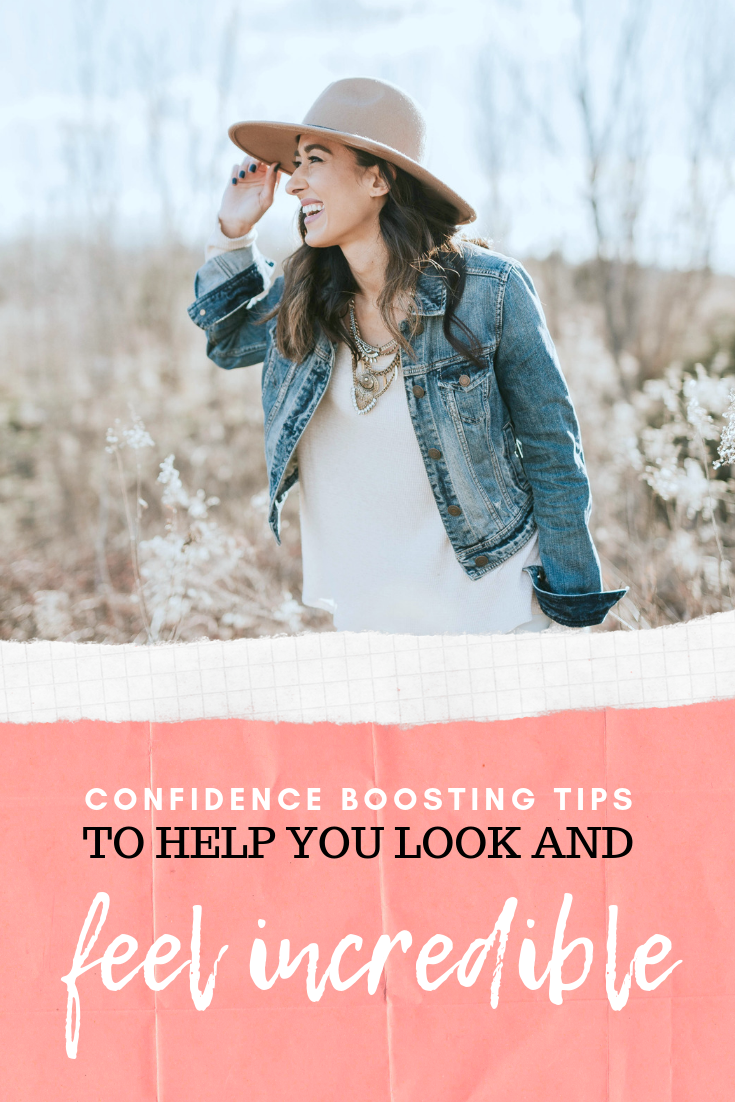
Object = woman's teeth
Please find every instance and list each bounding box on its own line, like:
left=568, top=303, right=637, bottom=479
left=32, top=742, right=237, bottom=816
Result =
left=303, top=203, right=324, bottom=222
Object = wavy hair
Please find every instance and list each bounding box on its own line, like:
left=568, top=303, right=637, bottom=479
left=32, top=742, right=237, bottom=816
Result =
left=263, top=145, right=488, bottom=369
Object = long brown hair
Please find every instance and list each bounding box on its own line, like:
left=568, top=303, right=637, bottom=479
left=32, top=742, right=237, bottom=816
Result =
left=263, top=145, right=488, bottom=369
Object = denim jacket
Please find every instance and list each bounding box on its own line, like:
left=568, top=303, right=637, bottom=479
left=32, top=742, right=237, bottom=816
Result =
left=188, top=237, right=626, bottom=627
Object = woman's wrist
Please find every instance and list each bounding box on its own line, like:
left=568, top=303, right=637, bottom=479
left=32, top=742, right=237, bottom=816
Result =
left=218, top=216, right=255, bottom=239
left=205, top=220, right=258, bottom=262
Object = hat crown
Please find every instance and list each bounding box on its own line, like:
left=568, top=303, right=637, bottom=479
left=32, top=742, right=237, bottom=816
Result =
left=302, top=77, right=427, bottom=164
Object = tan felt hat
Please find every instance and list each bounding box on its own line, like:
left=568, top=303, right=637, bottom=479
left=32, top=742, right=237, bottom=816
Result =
left=228, top=77, right=476, bottom=226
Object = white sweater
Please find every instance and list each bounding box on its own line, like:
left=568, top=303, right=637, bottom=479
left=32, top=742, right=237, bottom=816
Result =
left=205, top=222, right=259, bottom=261
left=297, top=343, right=548, bottom=634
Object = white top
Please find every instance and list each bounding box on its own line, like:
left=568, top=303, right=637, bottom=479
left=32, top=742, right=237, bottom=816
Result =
left=296, top=342, right=549, bottom=634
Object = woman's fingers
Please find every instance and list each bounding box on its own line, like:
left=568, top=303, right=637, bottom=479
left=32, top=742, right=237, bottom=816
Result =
left=229, top=156, right=264, bottom=185
left=245, top=156, right=261, bottom=177
left=222, top=155, right=279, bottom=223
left=261, top=162, right=281, bottom=205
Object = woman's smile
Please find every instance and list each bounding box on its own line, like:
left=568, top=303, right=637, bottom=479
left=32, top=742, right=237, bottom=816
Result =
left=302, top=201, right=324, bottom=225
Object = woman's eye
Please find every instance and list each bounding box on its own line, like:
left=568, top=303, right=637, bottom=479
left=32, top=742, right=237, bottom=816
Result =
left=293, top=154, right=323, bottom=168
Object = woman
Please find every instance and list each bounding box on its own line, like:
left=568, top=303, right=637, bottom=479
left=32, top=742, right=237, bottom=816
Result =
left=189, top=77, right=626, bottom=633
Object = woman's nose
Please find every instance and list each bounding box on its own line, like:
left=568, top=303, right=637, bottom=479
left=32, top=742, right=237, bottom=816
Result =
left=285, top=171, right=305, bottom=196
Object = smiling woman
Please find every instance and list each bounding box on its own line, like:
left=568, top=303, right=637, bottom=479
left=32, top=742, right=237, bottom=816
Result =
left=188, top=77, right=627, bottom=634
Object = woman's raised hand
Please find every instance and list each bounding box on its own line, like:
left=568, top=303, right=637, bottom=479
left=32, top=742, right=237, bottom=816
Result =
left=217, top=157, right=281, bottom=239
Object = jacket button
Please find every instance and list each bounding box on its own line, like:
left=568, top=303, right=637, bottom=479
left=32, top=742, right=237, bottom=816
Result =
left=412, top=384, right=425, bottom=398
left=427, top=448, right=442, bottom=460
left=448, top=505, right=462, bottom=516
left=199, top=308, right=206, bottom=316
left=475, top=555, right=489, bottom=567
left=458, top=374, right=471, bottom=386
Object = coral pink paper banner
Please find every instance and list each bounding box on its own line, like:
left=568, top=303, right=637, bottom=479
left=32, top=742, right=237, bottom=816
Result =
left=1, top=701, right=733, bottom=1100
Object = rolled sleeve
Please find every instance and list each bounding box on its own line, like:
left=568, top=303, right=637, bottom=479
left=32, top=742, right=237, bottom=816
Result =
left=187, top=230, right=281, bottom=369
left=190, top=239, right=276, bottom=323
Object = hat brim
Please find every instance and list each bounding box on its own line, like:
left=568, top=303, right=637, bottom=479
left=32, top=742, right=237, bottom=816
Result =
left=228, top=120, right=477, bottom=226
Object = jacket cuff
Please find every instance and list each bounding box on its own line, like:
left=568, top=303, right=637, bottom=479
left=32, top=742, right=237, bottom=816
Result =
left=523, top=565, right=627, bottom=628
left=187, top=260, right=270, bottom=330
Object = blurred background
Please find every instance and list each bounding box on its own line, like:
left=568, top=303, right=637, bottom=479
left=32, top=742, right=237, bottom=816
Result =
left=1, top=0, right=735, bottom=642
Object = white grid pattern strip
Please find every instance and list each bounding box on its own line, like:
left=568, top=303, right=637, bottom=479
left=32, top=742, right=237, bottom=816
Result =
left=1, top=612, right=734, bottom=725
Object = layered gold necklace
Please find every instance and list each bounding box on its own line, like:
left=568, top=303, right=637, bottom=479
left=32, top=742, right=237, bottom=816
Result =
left=348, top=297, right=400, bottom=415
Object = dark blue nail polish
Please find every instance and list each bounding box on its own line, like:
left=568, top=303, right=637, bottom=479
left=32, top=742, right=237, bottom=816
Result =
left=239, top=170, right=246, bottom=178
left=232, top=177, right=237, bottom=185
left=248, top=163, right=257, bottom=173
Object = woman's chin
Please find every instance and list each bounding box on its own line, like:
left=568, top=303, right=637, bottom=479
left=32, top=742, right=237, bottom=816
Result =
left=304, top=223, right=335, bottom=248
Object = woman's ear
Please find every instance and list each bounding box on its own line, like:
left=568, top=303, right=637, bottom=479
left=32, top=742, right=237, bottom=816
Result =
left=365, top=163, right=392, bottom=197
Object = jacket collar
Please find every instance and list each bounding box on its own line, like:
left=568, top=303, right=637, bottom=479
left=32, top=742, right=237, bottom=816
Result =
left=413, top=269, right=447, bottom=316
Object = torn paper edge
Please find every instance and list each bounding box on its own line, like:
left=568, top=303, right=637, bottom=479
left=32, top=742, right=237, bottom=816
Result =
left=2, top=610, right=734, bottom=725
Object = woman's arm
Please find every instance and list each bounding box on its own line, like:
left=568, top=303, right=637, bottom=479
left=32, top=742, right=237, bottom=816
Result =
left=188, top=156, right=284, bottom=369
left=493, top=262, right=626, bottom=626
left=188, top=241, right=283, bottom=369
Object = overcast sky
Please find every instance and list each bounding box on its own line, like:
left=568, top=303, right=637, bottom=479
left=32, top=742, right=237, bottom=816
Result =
left=1, top=0, right=734, bottom=269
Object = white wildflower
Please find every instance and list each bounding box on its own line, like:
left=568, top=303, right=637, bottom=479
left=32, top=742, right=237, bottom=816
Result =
left=106, top=426, right=314, bottom=642
left=684, top=374, right=717, bottom=440
left=640, top=426, right=682, bottom=501
left=33, top=590, right=73, bottom=640
left=702, top=556, right=725, bottom=594
left=272, top=594, right=304, bottom=633
left=685, top=393, right=712, bottom=434
left=643, top=459, right=681, bottom=501
left=667, top=531, right=700, bottom=575
left=714, top=391, right=735, bottom=469
left=107, top=416, right=154, bottom=455
left=123, top=416, right=155, bottom=450
left=678, top=458, right=712, bottom=519
left=187, top=488, right=210, bottom=520
left=105, top=423, right=120, bottom=453
left=157, top=455, right=189, bottom=509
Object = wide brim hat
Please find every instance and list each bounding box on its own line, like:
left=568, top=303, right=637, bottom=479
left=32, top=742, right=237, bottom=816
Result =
left=228, top=77, right=476, bottom=226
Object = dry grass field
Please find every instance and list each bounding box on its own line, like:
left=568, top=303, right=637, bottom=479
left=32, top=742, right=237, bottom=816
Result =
left=1, top=231, right=734, bottom=642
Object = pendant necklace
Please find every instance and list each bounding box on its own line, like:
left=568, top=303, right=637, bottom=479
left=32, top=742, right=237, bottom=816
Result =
left=348, top=297, right=400, bottom=415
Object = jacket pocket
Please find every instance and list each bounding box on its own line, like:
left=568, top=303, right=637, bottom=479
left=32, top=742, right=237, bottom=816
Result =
left=503, top=422, right=530, bottom=490
left=437, top=363, right=487, bottom=424
left=523, top=565, right=627, bottom=628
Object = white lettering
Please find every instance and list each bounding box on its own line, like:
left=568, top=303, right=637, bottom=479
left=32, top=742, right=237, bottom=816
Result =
left=518, top=893, right=593, bottom=1005
left=613, top=788, right=632, bottom=810
left=456, top=896, right=518, bottom=1007
left=205, top=788, right=223, bottom=811
left=512, top=788, right=534, bottom=810
left=416, top=935, right=458, bottom=991
left=554, top=788, right=571, bottom=811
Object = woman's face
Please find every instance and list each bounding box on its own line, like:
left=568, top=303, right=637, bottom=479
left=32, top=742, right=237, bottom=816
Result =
left=284, top=133, right=390, bottom=248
